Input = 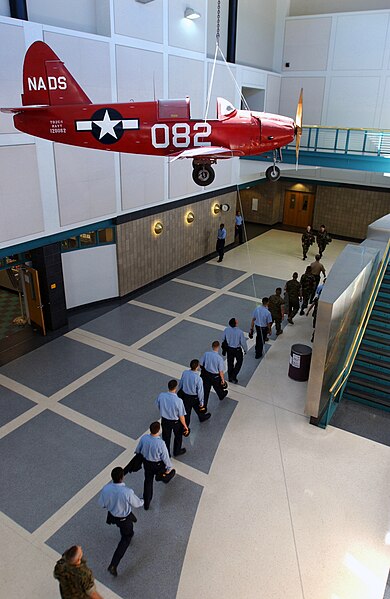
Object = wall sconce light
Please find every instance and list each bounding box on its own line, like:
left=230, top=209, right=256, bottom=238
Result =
left=186, top=211, right=195, bottom=224
left=153, top=221, right=163, bottom=235
left=185, top=7, right=201, bottom=19
left=213, top=203, right=220, bottom=215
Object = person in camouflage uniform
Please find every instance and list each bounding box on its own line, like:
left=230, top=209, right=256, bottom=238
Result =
left=285, top=272, right=301, bottom=324
left=300, top=265, right=316, bottom=315
left=268, top=287, right=285, bottom=335
left=316, top=224, right=331, bottom=258
left=301, top=225, right=315, bottom=260
left=53, top=546, right=103, bottom=599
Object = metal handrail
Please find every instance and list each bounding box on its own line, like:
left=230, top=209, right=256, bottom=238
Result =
left=328, top=238, right=390, bottom=399
left=286, top=125, right=390, bottom=157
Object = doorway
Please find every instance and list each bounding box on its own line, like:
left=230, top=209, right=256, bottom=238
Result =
left=283, top=191, right=315, bottom=228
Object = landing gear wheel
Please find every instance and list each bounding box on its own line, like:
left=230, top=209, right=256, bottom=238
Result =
left=265, top=165, right=281, bottom=182
left=192, top=164, right=215, bottom=186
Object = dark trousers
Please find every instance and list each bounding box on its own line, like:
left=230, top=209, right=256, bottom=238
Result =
left=178, top=390, right=203, bottom=426
left=226, top=347, right=243, bottom=380
left=216, top=238, right=225, bottom=261
left=201, top=369, right=226, bottom=408
left=301, top=291, right=311, bottom=312
left=110, top=514, right=134, bottom=568
left=272, top=317, right=282, bottom=334
left=236, top=224, right=244, bottom=244
left=288, top=301, right=299, bottom=320
left=255, top=325, right=268, bottom=358
left=143, top=459, right=165, bottom=509
left=302, top=243, right=310, bottom=259
left=161, top=417, right=183, bottom=457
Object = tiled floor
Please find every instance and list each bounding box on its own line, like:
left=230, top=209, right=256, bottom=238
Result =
left=0, top=229, right=389, bottom=599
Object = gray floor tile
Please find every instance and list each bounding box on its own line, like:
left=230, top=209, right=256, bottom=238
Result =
left=61, top=360, right=171, bottom=439
left=175, top=391, right=237, bottom=474
left=177, top=263, right=246, bottom=289
left=140, top=320, right=222, bottom=369
left=0, top=337, right=112, bottom=396
left=136, top=280, right=214, bottom=312
left=330, top=399, right=390, bottom=447
left=0, top=386, right=36, bottom=427
left=0, top=410, right=123, bottom=532
left=230, top=273, right=286, bottom=298
left=192, top=294, right=258, bottom=331
left=81, top=303, right=173, bottom=346
left=47, top=472, right=203, bottom=599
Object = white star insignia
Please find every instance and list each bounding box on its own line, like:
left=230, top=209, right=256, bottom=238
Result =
left=92, top=110, right=120, bottom=140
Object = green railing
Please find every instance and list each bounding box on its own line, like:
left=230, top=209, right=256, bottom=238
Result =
left=287, top=125, right=390, bottom=156
left=323, top=239, right=390, bottom=426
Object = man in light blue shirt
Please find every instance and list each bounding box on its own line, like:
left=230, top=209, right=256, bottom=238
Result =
left=155, top=380, right=188, bottom=457
left=98, top=466, right=143, bottom=577
left=222, top=317, right=248, bottom=384
left=235, top=210, right=244, bottom=244
left=200, top=340, right=228, bottom=408
left=178, top=359, right=211, bottom=425
left=216, top=223, right=227, bottom=262
left=250, top=297, right=272, bottom=359
left=135, top=421, right=175, bottom=511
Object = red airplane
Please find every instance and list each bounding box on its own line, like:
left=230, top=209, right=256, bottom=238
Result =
left=1, top=41, right=303, bottom=186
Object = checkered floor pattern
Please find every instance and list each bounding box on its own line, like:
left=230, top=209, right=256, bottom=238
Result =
left=0, top=289, right=25, bottom=341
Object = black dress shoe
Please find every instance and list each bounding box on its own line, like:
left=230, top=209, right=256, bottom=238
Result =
left=174, top=448, right=186, bottom=456
left=108, top=565, right=118, bottom=577
left=199, top=412, right=211, bottom=422
left=144, top=504, right=150, bottom=511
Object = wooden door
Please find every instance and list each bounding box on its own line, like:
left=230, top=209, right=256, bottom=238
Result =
left=23, top=267, right=46, bottom=335
left=283, top=191, right=315, bottom=227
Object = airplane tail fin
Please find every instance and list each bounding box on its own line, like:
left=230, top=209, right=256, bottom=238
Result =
left=22, top=41, right=91, bottom=106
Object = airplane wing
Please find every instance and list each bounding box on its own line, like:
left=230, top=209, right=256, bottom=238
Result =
left=170, top=146, right=244, bottom=162
left=1, top=105, right=49, bottom=113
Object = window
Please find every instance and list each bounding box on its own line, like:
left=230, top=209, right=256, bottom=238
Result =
left=98, top=228, right=114, bottom=244
left=79, top=232, right=97, bottom=247
left=60, top=227, right=115, bottom=252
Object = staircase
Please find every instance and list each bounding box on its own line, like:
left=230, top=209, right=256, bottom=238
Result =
left=343, top=265, right=390, bottom=410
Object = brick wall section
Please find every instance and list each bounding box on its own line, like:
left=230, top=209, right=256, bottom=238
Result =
left=240, top=179, right=390, bottom=239
left=240, top=181, right=316, bottom=225
left=313, top=186, right=390, bottom=239
left=116, top=192, right=237, bottom=296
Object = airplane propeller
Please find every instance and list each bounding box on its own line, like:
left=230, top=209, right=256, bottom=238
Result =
left=295, top=88, right=303, bottom=169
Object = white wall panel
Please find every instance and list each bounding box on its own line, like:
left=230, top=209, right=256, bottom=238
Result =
left=168, top=159, right=202, bottom=199
left=0, top=1, right=10, bottom=16
left=332, top=13, right=389, bottom=71
left=326, top=77, right=380, bottom=128
left=116, top=46, right=163, bottom=102
left=0, top=23, right=25, bottom=134
left=207, top=0, right=228, bottom=59
left=62, top=245, right=119, bottom=308
left=55, top=145, right=116, bottom=226
left=169, top=56, right=204, bottom=119
left=44, top=32, right=111, bottom=103
left=265, top=75, right=281, bottom=113
left=236, top=0, right=276, bottom=70
left=168, top=0, right=206, bottom=53
left=379, top=77, right=390, bottom=129
left=240, top=68, right=267, bottom=89
left=121, top=154, right=165, bottom=211
left=0, top=145, right=44, bottom=243
left=27, top=0, right=100, bottom=34
left=207, top=62, right=237, bottom=119
left=208, top=159, right=234, bottom=190
left=113, top=0, right=163, bottom=43
left=290, top=1, right=390, bottom=15
left=279, top=77, right=325, bottom=125
left=283, top=17, right=331, bottom=71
